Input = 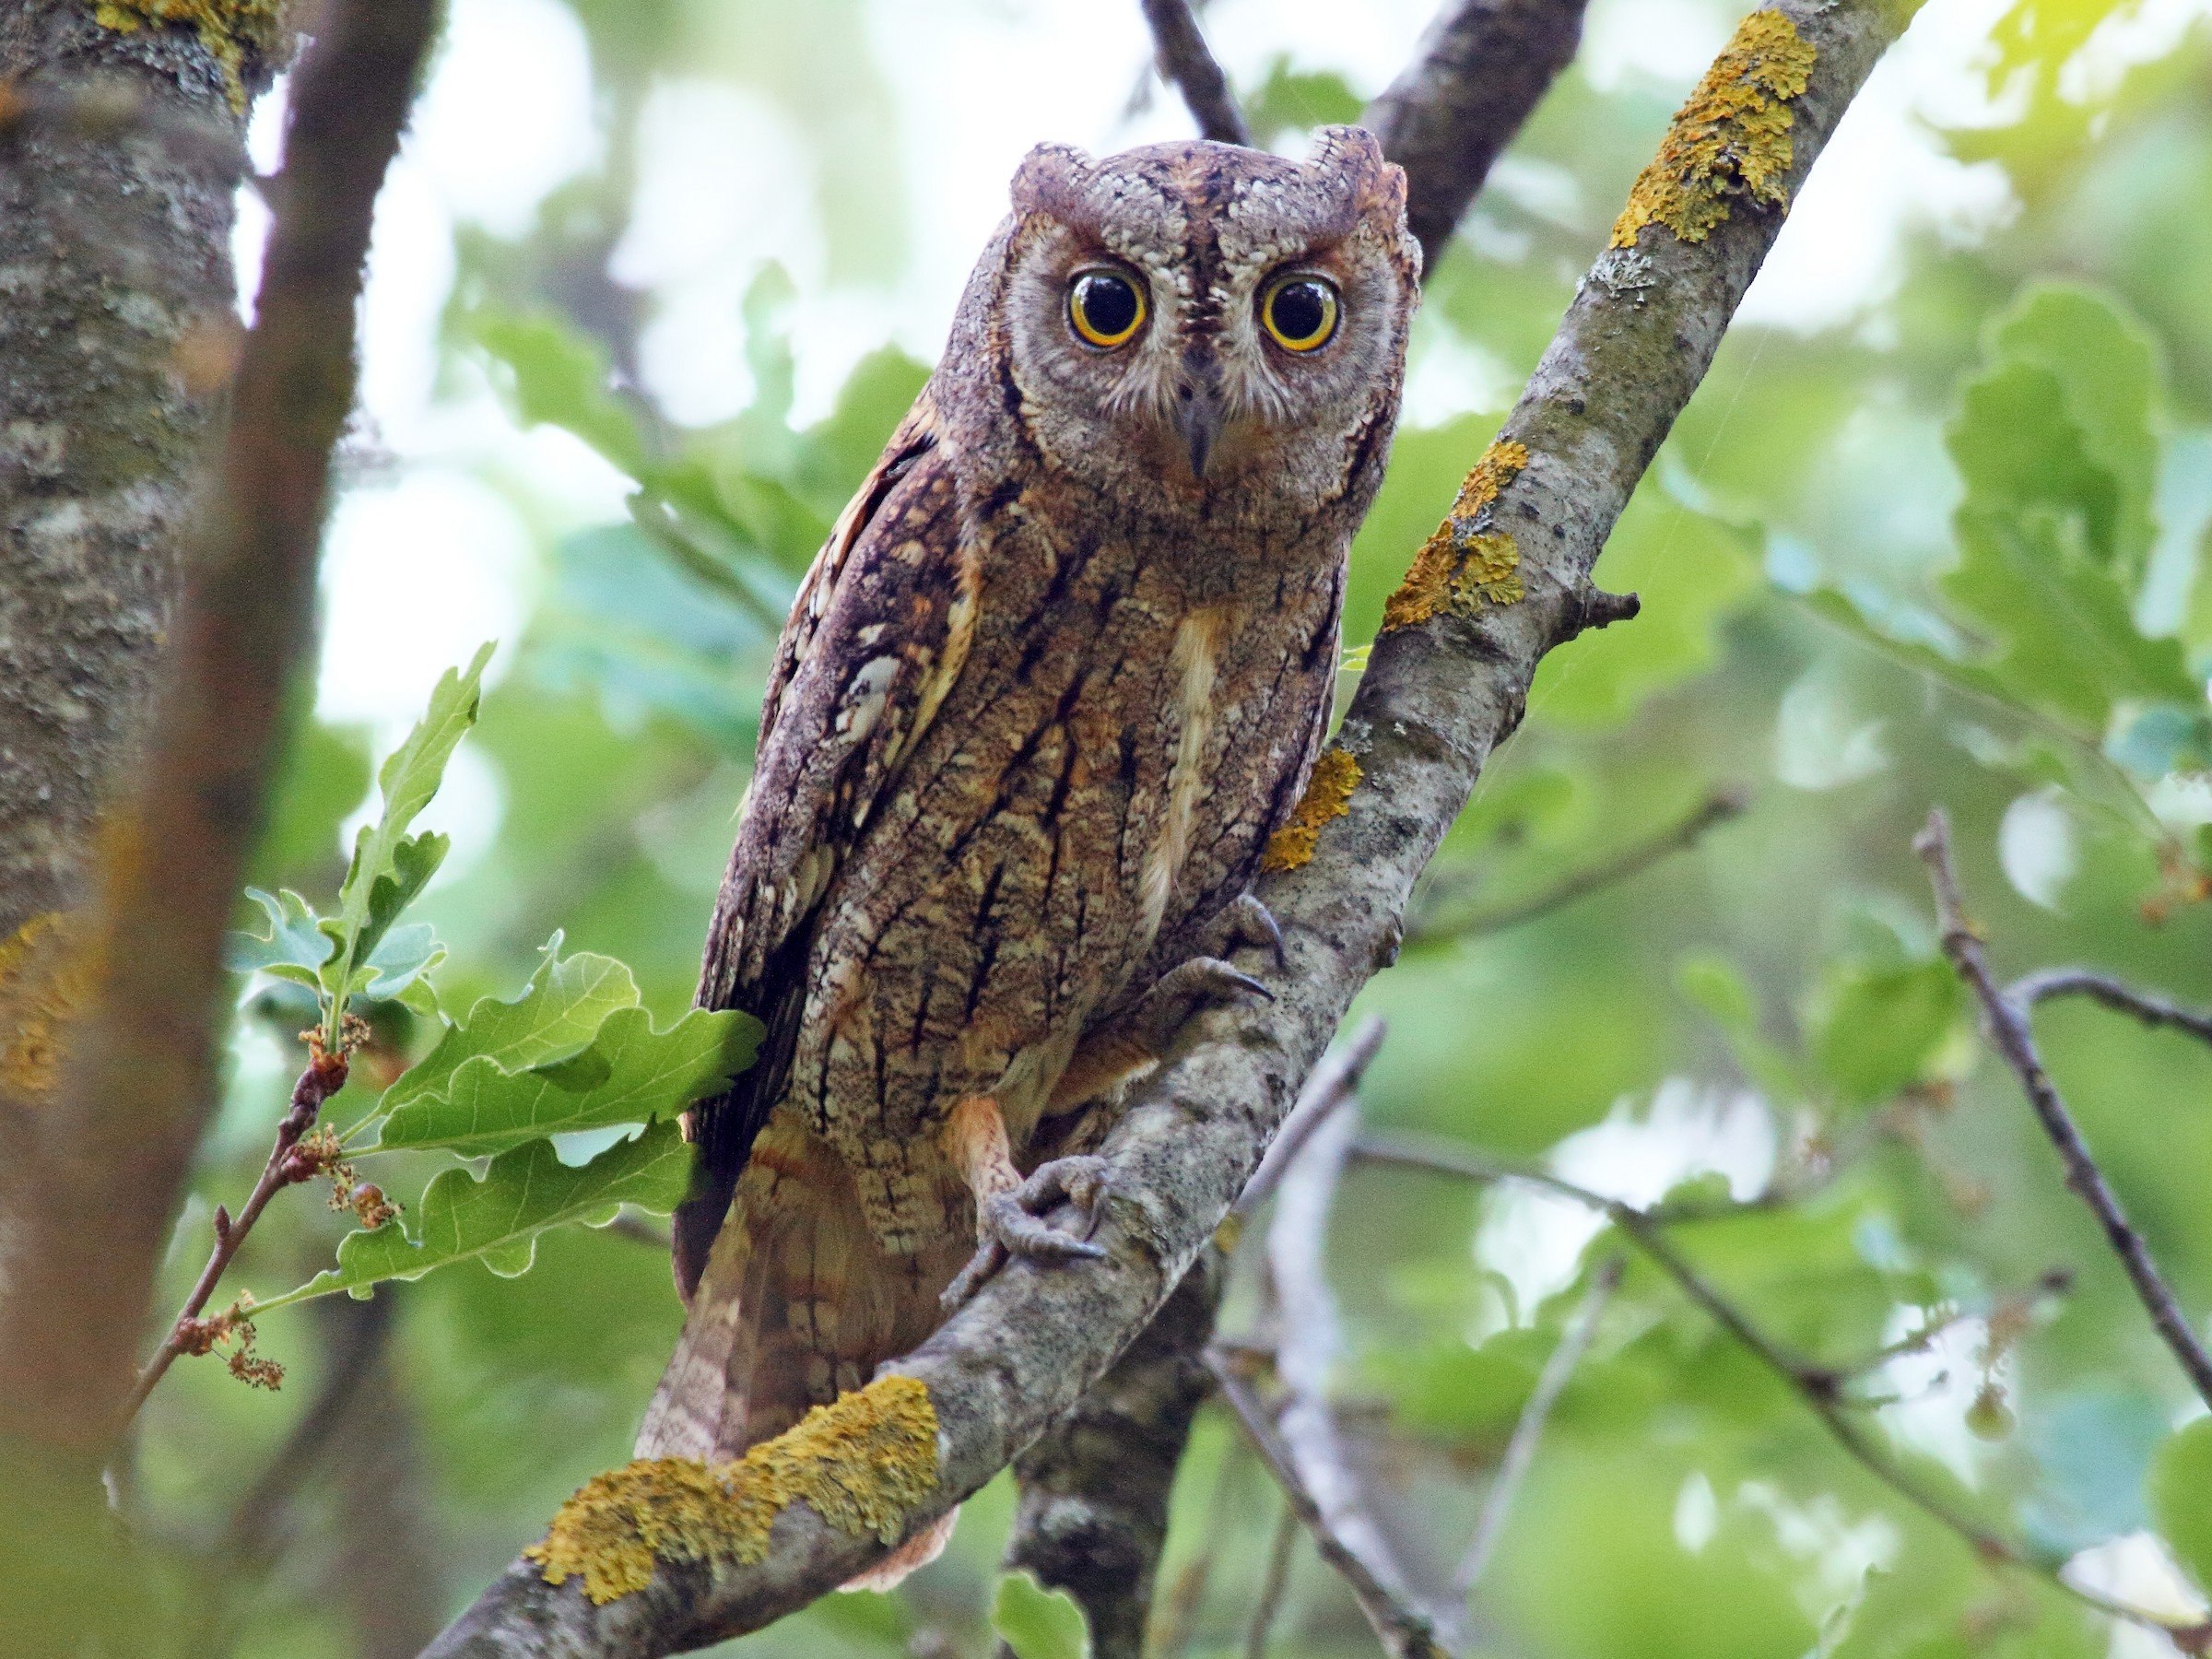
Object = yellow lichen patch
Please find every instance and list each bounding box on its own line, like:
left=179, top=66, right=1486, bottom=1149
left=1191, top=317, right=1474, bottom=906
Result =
left=525, top=1374, right=941, bottom=1606
left=1610, top=9, right=1817, bottom=249
left=1261, top=747, right=1362, bottom=874
left=1382, top=439, right=1531, bottom=632
left=0, top=912, right=97, bottom=1100
left=93, top=0, right=288, bottom=113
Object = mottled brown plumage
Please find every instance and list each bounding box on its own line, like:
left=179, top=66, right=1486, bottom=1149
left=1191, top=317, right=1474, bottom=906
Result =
left=638, top=131, right=1418, bottom=1567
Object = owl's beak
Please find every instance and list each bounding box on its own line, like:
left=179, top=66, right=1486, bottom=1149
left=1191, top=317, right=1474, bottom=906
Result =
left=1171, top=371, right=1227, bottom=481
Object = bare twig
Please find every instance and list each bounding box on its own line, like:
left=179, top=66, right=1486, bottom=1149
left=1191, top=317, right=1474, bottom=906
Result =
left=1243, top=1498, right=1300, bottom=1659
left=122, top=1041, right=352, bottom=1423
left=426, top=5, right=1930, bottom=1648
left=1916, top=809, right=2212, bottom=1413
left=1455, top=1253, right=1621, bottom=1597
left=1354, top=1129, right=2210, bottom=1646
left=1207, top=1355, right=1447, bottom=1659
left=1368, top=0, right=1594, bottom=271
left=1237, top=1016, right=1387, bottom=1218
left=2010, top=969, right=2212, bottom=1049
left=1149, top=1434, right=1251, bottom=1657
left=1409, top=786, right=1746, bottom=945
left=602, top=1208, right=675, bottom=1251
left=1139, top=0, right=1250, bottom=145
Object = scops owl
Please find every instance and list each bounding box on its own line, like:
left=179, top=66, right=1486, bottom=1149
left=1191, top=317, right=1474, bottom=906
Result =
left=639, top=126, right=1418, bottom=1578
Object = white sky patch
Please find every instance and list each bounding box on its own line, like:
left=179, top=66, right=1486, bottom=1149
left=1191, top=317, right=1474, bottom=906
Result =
left=2060, top=0, right=2212, bottom=104
left=1741, top=0, right=2019, bottom=331
left=410, top=0, right=600, bottom=239
left=317, top=470, right=531, bottom=729
left=1998, top=787, right=2080, bottom=911
left=1476, top=1079, right=1777, bottom=1321
left=2064, top=1533, right=2211, bottom=1652
left=354, top=152, right=458, bottom=441
left=1581, top=0, right=1733, bottom=92
left=1735, top=1480, right=1901, bottom=1622
left=1868, top=1305, right=1991, bottom=1484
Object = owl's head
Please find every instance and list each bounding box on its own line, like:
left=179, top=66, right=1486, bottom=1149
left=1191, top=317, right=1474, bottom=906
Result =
left=976, top=127, right=1418, bottom=508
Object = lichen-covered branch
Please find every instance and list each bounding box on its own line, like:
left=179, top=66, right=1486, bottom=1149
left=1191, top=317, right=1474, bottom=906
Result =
left=0, top=0, right=436, bottom=1554
left=1367, top=0, right=1593, bottom=271
left=423, top=6, right=1923, bottom=1652
left=1916, top=810, right=2212, bottom=1412
left=1137, top=0, right=1248, bottom=147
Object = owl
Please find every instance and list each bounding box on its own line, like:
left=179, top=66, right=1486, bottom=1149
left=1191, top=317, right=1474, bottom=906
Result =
left=637, top=125, right=1418, bottom=1582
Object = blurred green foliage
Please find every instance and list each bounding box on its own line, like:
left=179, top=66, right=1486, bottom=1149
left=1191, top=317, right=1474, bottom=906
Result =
left=130, top=0, right=2212, bottom=1653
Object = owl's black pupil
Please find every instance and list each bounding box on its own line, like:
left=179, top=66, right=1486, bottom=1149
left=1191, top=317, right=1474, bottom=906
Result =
left=1272, top=281, right=1330, bottom=342
left=1077, top=274, right=1139, bottom=338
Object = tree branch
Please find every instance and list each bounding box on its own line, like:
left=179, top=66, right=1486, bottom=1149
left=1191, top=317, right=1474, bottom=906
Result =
left=2009, top=968, right=2212, bottom=1050
left=1915, top=809, right=2212, bottom=1412
left=424, top=5, right=1925, bottom=1650
left=1368, top=0, right=1594, bottom=272
left=1455, top=1253, right=1621, bottom=1598
left=1408, top=785, right=1746, bottom=946
left=1359, top=1133, right=2211, bottom=1647
left=1138, top=0, right=1249, bottom=146
left=1207, top=1354, right=1446, bottom=1659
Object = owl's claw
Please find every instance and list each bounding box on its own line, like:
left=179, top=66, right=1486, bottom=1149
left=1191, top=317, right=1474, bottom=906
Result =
left=1219, top=893, right=1289, bottom=970
left=941, top=1155, right=1113, bottom=1310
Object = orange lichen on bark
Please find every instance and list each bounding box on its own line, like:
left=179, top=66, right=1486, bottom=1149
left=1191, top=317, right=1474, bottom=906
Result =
left=0, top=912, right=98, bottom=1099
left=1382, top=439, right=1531, bottom=632
left=1610, top=9, right=1818, bottom=249
left=1261, top=747, right=1362, bottom=874
left=92, top=0, right=288, bottom=112
left=524, top=1374, right=941, bottom=1606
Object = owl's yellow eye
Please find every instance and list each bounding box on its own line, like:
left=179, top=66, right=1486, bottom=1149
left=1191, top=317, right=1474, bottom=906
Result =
left=1261, top=275, right=1340, bottom=352
left=1068, top=269, right=1147, bottom=348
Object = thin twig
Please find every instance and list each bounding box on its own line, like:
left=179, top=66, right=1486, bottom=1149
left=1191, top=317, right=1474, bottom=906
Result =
left=1150, top=1433, right=1250, bottom=1658
left=121, top=1043, right=351, bottom=1424
left=1916, top=808, right=2212, bottom=1413
left=1263, top=1100, right=1463, bottom=1648
left=1409, top=786, right=1744, bottom=946
left=2010, top=969, right=2212, bottom=1049
left=602, top=1207, right=674, bottom=1250
left=1243, top=1498, right=1300, bottom=1659
left=1455, top=1253, right=1621, bottom=1598
left=1138, top=0, right=1250, bottom=145
left=1355, top=1129, right=2209, bottom=1646
left=1206, top=1355, right=1446, bottom=1659
left=1237, top=1016, right=1386, bottom=1218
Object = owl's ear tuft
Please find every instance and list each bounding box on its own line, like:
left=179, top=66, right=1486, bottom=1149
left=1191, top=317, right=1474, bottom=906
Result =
left=1306, top=124, right=1410, bottom=255
left=1011, top=143, right=1097, bottom=217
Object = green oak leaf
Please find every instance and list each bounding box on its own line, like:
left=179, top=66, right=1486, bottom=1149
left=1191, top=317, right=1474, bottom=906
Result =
left=374, top=1003, right=759, bottom=1158
left=257, top=1121, right=694, bottom=1309
left=990, top=1571, right=1090, bottom=1659
left=378, top=940, right=639, bottom=1116
left=2150, top=1416, right=2212, bottom=1593
left=319, top=643, right=492, bottom=1013
left=226, top=887, right=334, bottom=987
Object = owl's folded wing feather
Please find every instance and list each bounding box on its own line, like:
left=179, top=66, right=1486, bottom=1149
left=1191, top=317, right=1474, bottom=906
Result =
left=673, top=386, right=982, bottom=1298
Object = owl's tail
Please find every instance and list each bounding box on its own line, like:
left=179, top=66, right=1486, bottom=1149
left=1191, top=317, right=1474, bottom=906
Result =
left=635, top=1111, right=963, bottom=1589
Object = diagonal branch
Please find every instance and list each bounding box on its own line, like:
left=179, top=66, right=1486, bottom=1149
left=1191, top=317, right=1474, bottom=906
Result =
left=1915, top=809, right=2212, bottom=1411
left=1408, top=785, right=1745, bottom=945
left=1368, top=0, right=1594, bottom=272
left=1360, top=1134, right=2210, bottom=1647
left=424, top=5, right=1926, bottom=1651
left=2009, top=968, right=2212, bottom=1050
left=1138, top=0, right=1249, bottom=146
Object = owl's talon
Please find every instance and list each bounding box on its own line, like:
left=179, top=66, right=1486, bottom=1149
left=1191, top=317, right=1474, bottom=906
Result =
left=1221, top=893, right=1288, bottom=970
left=941, top=1156, right=1114, bottom=1310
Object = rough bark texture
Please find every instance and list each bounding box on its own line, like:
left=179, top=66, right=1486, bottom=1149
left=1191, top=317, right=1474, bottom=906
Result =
left=0, top=2, right=264, bottom=987
left=1368, top=0, right=1593, bottom=273
left=0, top=3, right=433, bottom=1646
left=997, top=1253, right=1223, bottom=1659
left=424, top=3, right=1917, bottom=1650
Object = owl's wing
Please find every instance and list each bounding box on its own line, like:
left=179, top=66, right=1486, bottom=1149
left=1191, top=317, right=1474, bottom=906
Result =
left=673, top=386, right=982, bottom=1298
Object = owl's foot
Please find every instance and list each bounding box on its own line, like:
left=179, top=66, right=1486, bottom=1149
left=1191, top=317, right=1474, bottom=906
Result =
left=1046, top=956, right=1275, bottom=1114
left=1212, top=892, right=1289, bottom=970
left=942, top=1155, right=1113, bottom=1310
